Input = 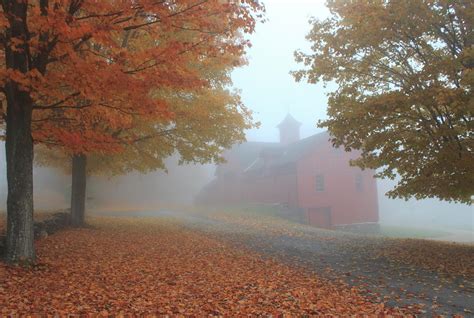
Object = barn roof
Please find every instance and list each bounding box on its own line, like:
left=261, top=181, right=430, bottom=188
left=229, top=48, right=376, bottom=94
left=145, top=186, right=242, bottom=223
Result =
left=242, top=131, right=331, bottom=176
left=243, top=157, right=265, bottom=174
left=227, top=141, right=281, bottom=168
left=271, top=131, right=330, bottom=166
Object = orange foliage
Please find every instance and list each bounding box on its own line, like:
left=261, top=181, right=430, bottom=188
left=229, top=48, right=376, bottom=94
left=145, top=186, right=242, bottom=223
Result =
left=1, top=1, right=264, bottom=154
left=0, top=218, right=417, bottom=316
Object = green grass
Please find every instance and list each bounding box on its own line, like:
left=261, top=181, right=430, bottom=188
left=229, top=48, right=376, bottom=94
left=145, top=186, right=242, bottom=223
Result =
left=194, top=203, right=283, bottom=217
left=196, top=204, right=455, bottom=240
left=379, top=225, right=450, bottom=239
left=229, top=204, right=282, bottom=216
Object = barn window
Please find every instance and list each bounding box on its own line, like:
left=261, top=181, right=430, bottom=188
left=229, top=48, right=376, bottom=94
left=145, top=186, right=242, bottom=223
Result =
left=315, top=174, right=325, bottom=192
left=355, top=173, right=363, bottom=192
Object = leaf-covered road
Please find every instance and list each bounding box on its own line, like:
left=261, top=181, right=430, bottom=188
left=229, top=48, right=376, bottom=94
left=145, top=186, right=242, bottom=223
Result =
left=102, top=209, right=473, bottom=316
left=1, top=216, right=416, bottom=316
left=1, top=210, right=472, bottom=316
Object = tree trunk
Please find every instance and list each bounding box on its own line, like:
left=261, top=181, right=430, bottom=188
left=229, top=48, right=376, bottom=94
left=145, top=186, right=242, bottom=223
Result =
left=5, top=93, right=35, bottom=264
left=4, top=0, right=36, bottom=264
left=70, top=154, right=87, bottom=227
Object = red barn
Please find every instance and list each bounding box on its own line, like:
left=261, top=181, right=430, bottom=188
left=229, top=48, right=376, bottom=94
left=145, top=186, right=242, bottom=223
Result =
left=196, top=114, right=379, bottom=229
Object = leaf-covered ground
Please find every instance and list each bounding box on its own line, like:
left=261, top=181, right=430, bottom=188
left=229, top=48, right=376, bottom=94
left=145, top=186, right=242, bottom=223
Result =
left=0, top=217, right=418, bottom=316
left=175, top=207, right=474, bottom=316
left=195, top=207, right=474, bottom=277
left=106, top=207, right=472, bottom=316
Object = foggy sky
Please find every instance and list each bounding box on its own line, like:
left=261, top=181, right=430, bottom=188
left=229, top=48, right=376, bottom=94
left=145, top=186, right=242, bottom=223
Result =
left=232, top=0, right=332, bottom=142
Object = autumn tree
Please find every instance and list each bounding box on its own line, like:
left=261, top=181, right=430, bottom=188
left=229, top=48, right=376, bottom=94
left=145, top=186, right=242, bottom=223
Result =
left=294, top=0, right=473, bottom=203
left=37, top=50, right=256, bottom=225
left=0, top=0, right=264, bottom=263
left=36, top=10, right=258, bottom=227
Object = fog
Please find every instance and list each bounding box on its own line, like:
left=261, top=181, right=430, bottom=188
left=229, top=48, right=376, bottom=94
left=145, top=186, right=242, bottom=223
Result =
left=377, top=179, right=473, bottom=231
left=0, top=0, right=472, bottom=238
left=0, top=145, right=214, bottom=212
left=0, top=148, right=472, bottom=236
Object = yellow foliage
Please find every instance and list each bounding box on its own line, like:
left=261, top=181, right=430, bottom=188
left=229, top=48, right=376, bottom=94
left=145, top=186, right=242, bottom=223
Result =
left=295, top=0, right=473, bottom=203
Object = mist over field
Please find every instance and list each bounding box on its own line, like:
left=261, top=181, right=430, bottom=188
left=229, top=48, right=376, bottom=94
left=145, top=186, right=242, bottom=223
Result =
left=0, top=141, right=472, bottom=235
left=0, top=144, right=215, bottom=211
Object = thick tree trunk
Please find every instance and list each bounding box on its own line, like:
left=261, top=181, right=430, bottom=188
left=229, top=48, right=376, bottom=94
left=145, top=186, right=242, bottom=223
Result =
left=70, top=154, right=87, bottom=227
left=5, top=94, right=35, bottom=264
left=4, top=0, right=36, bottom=264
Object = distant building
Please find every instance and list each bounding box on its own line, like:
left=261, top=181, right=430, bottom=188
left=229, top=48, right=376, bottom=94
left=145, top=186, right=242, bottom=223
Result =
left=196, top=114, right=379, bottom=228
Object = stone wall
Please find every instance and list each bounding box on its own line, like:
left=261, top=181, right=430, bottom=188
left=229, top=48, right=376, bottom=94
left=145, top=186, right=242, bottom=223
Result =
left=0, top=211, right=70, bottom=258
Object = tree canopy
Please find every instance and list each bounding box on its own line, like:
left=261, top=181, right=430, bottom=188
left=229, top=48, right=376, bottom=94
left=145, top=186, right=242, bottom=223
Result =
left=37, top=47, right=256, bottom=176
left=34, top=2, right=258, bottom=176
left=1, top=0, right=263, bottom=154
left=0, top=0, right=264, bottom=263
left=294, top=0, right=473, bottom=203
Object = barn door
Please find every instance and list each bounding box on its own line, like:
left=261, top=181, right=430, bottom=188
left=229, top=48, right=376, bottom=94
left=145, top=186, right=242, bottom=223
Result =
left=307, top=207, right=332, bottom=228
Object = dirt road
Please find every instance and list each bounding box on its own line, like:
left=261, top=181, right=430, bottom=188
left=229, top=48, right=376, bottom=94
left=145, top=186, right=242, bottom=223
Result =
left=97, top=209, right=473, bottom=316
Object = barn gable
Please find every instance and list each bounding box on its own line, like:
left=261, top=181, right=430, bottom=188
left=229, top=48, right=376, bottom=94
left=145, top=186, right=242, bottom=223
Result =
left=242, top=132, right=331, bottom=177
